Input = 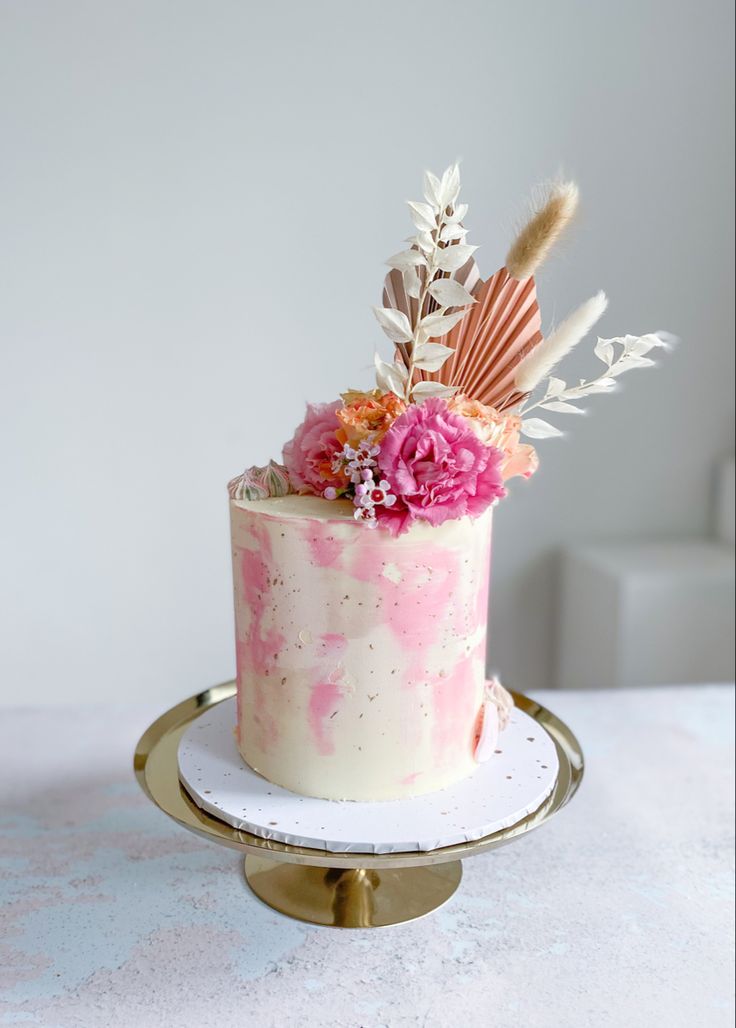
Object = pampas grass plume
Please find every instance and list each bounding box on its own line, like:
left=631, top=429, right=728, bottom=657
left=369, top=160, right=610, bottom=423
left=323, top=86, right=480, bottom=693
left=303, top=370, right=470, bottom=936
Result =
left=515, top=290, right=608, bottom=393
left=506, top=181, right=579, bottom=281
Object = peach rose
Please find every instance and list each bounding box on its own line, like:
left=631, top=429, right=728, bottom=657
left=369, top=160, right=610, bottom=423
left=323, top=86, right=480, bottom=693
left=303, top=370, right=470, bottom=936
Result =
left=448, top=395, right=538, bottom=481
left=336, top=390, right=406, bottom=447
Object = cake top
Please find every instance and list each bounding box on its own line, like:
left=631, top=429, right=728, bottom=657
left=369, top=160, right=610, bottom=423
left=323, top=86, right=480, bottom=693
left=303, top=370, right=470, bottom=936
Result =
left=232, top=493, right=355, bottom=522
left=229, top=164, right=673, bottom=535
left=231, top=493, right=493, bottom=545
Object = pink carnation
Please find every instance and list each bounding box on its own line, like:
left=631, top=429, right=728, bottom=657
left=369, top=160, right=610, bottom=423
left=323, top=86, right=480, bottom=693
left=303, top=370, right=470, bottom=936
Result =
left=377, top=397, right=506, bottom=534
left=282, top=401, right=345, bottom=495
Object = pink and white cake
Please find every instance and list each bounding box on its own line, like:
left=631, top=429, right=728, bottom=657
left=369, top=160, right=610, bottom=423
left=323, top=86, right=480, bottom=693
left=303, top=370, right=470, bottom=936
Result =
left=228, top=164, right=669, bottom=801
left=230, top=495, right=494, bottom=800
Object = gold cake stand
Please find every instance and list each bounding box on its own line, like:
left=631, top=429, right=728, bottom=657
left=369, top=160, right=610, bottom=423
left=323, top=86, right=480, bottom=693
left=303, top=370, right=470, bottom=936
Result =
left=134, top=681, right=583, bottom=928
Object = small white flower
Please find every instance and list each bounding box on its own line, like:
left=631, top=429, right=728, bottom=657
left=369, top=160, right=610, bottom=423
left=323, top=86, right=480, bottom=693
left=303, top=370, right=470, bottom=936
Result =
left=353, top=505, right=377, bottom=525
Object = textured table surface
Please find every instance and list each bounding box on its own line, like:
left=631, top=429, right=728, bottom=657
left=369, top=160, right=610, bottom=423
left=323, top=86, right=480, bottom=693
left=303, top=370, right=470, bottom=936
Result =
left=2, top=686, right=734, bottom=1028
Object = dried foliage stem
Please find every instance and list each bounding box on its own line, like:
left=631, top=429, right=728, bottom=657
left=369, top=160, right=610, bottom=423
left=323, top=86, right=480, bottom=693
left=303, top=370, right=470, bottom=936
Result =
left=403, top=216, right=445, bottom=400
left=519, top=332, right=672, bottom=440
left=374, top=166, right=481, bottom=402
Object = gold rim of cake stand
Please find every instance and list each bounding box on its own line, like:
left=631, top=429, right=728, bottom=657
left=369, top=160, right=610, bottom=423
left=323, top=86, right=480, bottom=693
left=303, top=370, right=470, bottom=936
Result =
left=134, top=681, right=583, bottom=926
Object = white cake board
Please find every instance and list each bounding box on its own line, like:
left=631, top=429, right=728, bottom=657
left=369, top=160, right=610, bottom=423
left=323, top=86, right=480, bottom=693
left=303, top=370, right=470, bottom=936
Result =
left=178, top=697, right=558, bottom=854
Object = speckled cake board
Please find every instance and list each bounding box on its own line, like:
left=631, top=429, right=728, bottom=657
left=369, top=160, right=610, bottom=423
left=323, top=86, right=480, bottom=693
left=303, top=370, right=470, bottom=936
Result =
left=178, top=697, right=558, bottom=854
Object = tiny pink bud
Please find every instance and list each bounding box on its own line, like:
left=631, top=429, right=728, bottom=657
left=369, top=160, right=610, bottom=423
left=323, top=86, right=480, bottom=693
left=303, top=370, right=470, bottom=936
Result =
left=323, top=487, right=337, bottom=500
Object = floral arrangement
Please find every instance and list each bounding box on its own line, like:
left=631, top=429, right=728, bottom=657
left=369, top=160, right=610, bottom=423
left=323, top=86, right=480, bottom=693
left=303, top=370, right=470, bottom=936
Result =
left=230, top=165, right=672, bottom=533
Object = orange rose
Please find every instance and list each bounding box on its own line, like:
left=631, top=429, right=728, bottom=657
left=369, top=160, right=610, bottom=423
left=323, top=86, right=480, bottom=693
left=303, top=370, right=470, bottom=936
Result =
left=336, top=390, right=406, bottom=447
left=448, top=395, right=538, bottom=481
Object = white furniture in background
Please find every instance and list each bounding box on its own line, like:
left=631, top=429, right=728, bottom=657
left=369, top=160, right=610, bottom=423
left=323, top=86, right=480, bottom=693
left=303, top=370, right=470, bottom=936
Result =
left=558, top=540, right=734, bottom=690
left=558, top=455, right=735, bottom=690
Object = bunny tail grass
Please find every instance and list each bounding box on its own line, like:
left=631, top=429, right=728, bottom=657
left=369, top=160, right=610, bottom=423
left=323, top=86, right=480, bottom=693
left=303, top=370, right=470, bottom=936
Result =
left=515, top=290, right=608, bottom=394
left=505, top=181, right=579, bottom=281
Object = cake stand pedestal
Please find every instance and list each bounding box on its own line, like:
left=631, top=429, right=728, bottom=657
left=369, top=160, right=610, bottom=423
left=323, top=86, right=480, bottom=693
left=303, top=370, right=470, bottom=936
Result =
left=243, top=858, right=462, bottom=928
left=134, top=682, right=583, bottom=928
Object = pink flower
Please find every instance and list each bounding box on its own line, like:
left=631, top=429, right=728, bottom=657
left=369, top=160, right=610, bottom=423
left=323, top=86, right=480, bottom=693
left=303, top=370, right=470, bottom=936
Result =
left=377, top=398, right=506, bottom=534
left=282, top=401, right=346, bottom=495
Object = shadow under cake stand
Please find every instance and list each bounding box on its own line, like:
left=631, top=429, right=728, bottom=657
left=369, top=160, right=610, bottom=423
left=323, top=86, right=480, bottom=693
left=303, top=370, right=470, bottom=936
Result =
left=134, top=681, right=583, bottom=928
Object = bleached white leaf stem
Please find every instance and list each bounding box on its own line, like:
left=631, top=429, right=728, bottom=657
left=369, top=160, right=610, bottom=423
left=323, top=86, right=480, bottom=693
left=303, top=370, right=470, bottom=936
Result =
left=519, top=331, right=673, bottom=439
left=375, top=163, right=475, bottom=401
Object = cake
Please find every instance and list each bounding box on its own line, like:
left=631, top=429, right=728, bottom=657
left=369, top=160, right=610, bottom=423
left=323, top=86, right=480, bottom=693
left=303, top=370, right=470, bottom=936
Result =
left=228, top=164, right=670, bottom=801
left=231, top=494, right=493, bottom=800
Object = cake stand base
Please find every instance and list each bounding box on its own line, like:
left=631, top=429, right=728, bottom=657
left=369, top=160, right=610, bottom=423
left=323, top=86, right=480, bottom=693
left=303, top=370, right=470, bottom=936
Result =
left=243, top=856, right=462, bottom=927
left=134, top=681, right=583, bottom=930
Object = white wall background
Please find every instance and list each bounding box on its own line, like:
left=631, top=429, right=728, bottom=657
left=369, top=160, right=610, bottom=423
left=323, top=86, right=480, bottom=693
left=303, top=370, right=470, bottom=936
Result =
left=1, top=0, right=733, bottom=706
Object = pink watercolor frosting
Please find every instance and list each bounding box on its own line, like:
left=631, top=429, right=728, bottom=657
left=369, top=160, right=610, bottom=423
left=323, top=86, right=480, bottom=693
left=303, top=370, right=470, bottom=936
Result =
left=230, top=493, right=496, bottom=801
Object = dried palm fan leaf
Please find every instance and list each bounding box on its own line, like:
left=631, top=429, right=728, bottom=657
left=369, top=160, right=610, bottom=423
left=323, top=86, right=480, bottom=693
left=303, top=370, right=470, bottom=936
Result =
left=413, top=266, right=543, bottom=411
left=506, top=181, right=579, bottom=281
